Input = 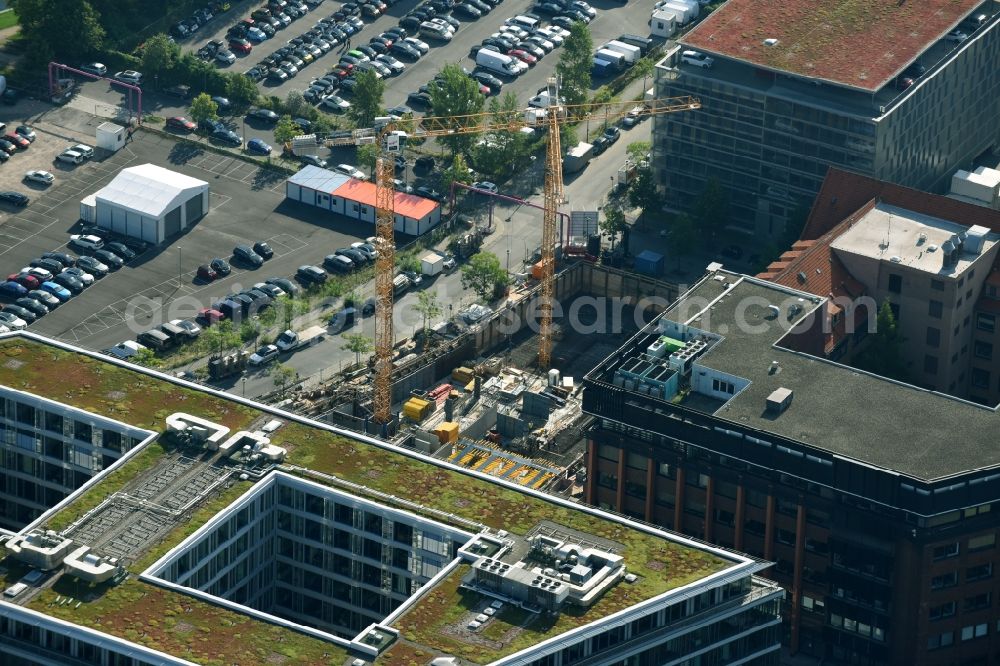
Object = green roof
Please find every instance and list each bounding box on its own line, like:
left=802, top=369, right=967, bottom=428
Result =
left=0, top=335, right=735, bottom=665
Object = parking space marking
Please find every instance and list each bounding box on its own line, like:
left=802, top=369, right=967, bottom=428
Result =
left=209, top=193, right=232, bottom=209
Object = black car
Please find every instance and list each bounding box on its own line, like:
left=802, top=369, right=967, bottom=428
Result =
left=90, top=250, right=122, bottom=270
left=76, top=255, right=108, bottom=277
left=105, top=241, right=137, bottom=261
left=3, top=304, right=36, bottom=323
left=414, top=155, right=434, bottom=171
left=30, top=258, right=65, bottom=275
left=210, top=257, right=232, bottom=276
left=471, top=70, right=502, bottom=90
left=336, top=247, right=368, bottom=265
left=15, top=297, right=48, bottom=317
left=253, top=241, right=274, bottom=259
left=455, top=2, right=482, bottom=17
left=54, top=272, right=85, bottom=293
left=233, top=244, right=264, bottom=267
left=603, top=126, right=621, bottom=143
left=198, top=118, right=222, bottom=133
left=265, top=276, right=299, bottom=295
left=42, top=251, right=76, bottom=268
left=0, top=191, right=29, bottom=207
left=391, top=41, right=421, bottom=60
left=591, top=135, right=610, bottom=155
left=212, top=127, right=242, bottom=146
left=399, top=15, right=421, bottom=31
left=407, top=91, right=432, bottom=107
left=415, top=186, right=443, bottom=202
left=296, top=264, right=327, bottom=284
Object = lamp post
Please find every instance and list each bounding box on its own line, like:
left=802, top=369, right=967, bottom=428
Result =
left=242, top=376, right=247, bottom=398
left=177, top=247, right=182, bottom=288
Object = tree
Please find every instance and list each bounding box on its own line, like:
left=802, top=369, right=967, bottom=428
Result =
left=441, top=153, right=473, bottom=191
left=225, top=73, right=259, bottom=110
left=342, top=333, right=374, bottom=367
left=357, top=143, right=378, bottom=177
left=473, top=92, right=530, bottom=178
left=691, top=178, right=730, bottom=241
left=271, top=363, right=298, bottom=397
left=131, top=347, right=161, bottom=368
left=461, top=252, right=508, bottom=301
left=626, top=140, right=651, bottom=164
left=855, top=299, right=908, bottom=382
left=189, top=93, right=218, bottom=124
left=555, top=21, right=593, bottom=108
left=427, top=63, right=485, bottom=156
left=273, top=115, right=301, bottom=145
left=284, top=90, right=307, bottom=118
left=200, top=320, right=240, bottom=356
left=240, top=319, right=261, bottom=347
left=415, top=290, right=442, bottom=339
left=12, top=0, right=105, bottom=64
left=628, top=167, right=663, bottom=224
left=349, top=70, right=385, bottom=128
left=669, top=213, right=696, bottom=271
left=633, top=57, right=655, bottom=92
left=601, top=205, right=627, bottom=252
left=559, top=123, right=578, bottom=152
left=275, top=294, right=311, bottom=330
left=141, top=33, right=179, bottom=77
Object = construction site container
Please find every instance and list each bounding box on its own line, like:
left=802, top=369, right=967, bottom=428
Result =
left=403, top=397, right=433, bottom=421
left=634, top=250, right=664, bottom=276
left=452, top=366, right=475, bottom=383
left=563, top=142, right=593, bottom=174
left=436, top=421, right=459, bottom=444
left=421, top=252, right=445, bottom=276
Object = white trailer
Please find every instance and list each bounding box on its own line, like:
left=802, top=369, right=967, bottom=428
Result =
left=603, top=41, right=641, bottom=64
left=421, top=251, right=445, bottom=277
left=659, top=0, right=697, bottom=24
left=650, top=9, right=678, bottom=37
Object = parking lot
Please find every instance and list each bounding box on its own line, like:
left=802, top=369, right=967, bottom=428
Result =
left=0, top=125, right=375, bottom=353
left=67, top=0, right=655, bottom=161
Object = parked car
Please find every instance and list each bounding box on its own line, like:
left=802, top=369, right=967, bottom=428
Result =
left=197, top=264, right=218, bottom=281
left=0, top=191, right=28, bottom=207
left=296, top=264, right=327, bottom=284
left=76, top=255, right=108, bottom=276
left=301, top=154, right=328, bottom=168
left=265, top=277, right=299, bottom=295
left=167, top=116, right=197, bottom=132
left=333, top=163, right=366, bottom=179
left=15, top=297, right=48, bottom=317
left=212, top=127, right=242, bottom=146
left=14, top=126, right=36, bottom=142
left=54, top=272, right=85, bottom=293
left=93, top=250, right=124, bottom=270
left=233, top=244, right=264, bottom=267
left=41, top=253, right=77, bottom=270
left=249, top=344, right=280, bottom=366
left=248, top=108, right=280, bottom=122
left=69, top=234, right=104, bottom=251
left=210, top=257, right=232, bottom=276
left=114, top=70, right=144, bottom=85
left=27, top=289, right=60, bottom=308
left=39, top=281, right=72, bottom=301
left=80, top=62, right=108, bottom=76
left=61, top=267, right=94, bottom=286
left=246, top=138, right=273, bottom=155
left=253, top=241, right=274, bottom=259
left=105, top=242, right=136, bottom=261
left=24, top=170, right=54, bottom=186
left=0, top=281, right=27, bottom=299
left=197, top=308, right=225, bottom=325
left=70, top=145, right=93, bottom=160
left=1, top=304, right=35, bottom=323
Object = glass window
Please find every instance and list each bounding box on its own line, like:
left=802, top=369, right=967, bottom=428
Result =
left=926, top=327, right=940, bottom=347
left=932, top=542, right=959, bottom=560
left=924, top=355, right=938, bottom=374
left=968, top=533, right=996, bottom=551
left=929, top=300, right=943, bottom=318
left=974, top=341, right=993, bottom=359
left=931, top=279, right=944, bottom=291
left=972, top=368, right=990, bottom=389
left=888, top=274, right=902, bottom=293
left=977, top=313, right=995, bottom=332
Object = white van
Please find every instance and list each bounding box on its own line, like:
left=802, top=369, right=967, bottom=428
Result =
left=505, top=15, right=539, bottom=32
left=419, top=21, right=453, bottom=41
left=57, top=150, right=85, bottom=165
left=475, top=48, right=524, bottom=77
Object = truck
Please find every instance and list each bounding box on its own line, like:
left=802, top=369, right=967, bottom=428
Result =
left=563, top=142, right=594, bottom=174
left=592, top=58, right=616, bottom=78
left=275, top=325, right=326, bottom=352
left=595, top=49, right=626, bottom=70
left=421, top=251, right=445, bottom=277
left=603, top=40, right=641, bottom=64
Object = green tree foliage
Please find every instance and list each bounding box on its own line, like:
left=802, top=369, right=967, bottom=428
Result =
left=200, top=320, right=240, bottom=356
left=461, top=252, right=508, bottom=301
left=626, top=141, right=651, bottom=163
left=349, top=69, right=385, bottom=128
left=141, top=33, right=179, bottom=76
left=555, top=21, right=593, bottom=108
left=284, top=90, right=308, bottom=118
left=855, top=300, right=908, bottom=382
left=691, top=177, right=729, bottom=240
left=189, top=93, right=218, bottom=124
left=628, top=167, right=662, bottom=222
left=427, top=63, right=485, bottom=156
left=273, top=115, right=301, bottom=145
left=12, top=0, right=104, bottom=65
left=356, top=143, right=378, bottom=177
left=271, top=363, right=299, bottom=396
left=600, top=205, right=627, bottom=252
left=559, top=123, right=578, bottom=152
left=131, top=347, right=161, bottom=368
left=441, top=153, right=473, bottom=191
left=342, top=333, right=374, bottom=367
left=415, top=290, right=442, bottom=338
left=473, top=92, right=530, bottom=178
left=225, top=73, right=259, bottom=110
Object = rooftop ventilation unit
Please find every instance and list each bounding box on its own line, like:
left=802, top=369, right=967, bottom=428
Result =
left=766, top=304, right=780, bottom=319
left=966, top=225, right=990, bottom=255
left=766, top=387, right=793, bottom=414
left=763, top=38, right=779, bottom=46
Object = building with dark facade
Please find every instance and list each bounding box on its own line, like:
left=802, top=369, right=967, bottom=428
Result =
left=652, top=0, right=1000, bottom=240
left=583, top=268, right=1000, bottom=665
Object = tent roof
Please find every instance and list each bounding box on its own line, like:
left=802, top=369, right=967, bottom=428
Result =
left=95, top=164, right=207, bottom=218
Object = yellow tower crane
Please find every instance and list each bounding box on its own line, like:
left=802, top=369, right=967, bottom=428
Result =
left=319, top=86, right=700, bottom=425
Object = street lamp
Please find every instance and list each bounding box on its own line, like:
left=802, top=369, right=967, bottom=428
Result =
left=177, top=246, right=183, bottom=288
left=242, top=376, right=247, bottom=398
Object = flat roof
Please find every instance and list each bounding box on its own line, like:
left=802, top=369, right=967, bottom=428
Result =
left=831, top=202, right=1000, bottom=275
left=0, top=334, right=738, bottom=665
left=660, top=275, right=1000, bottom=480
left=681, top=0, right=983, bottom=92
left=332, top=179, right=439, bottom=219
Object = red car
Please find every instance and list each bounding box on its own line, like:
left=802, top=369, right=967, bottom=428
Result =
left=196, top=264, right=217, bottom=281
left=3, top=133, right=29, bottom=149
left=509, top=49, right=538, bottom=66
left=166, top=116, right=197, bottom=132
left=8, top=273, right=39, bottom=289
left=197, top=308, right=224, bottom=325
left=229, top=38, right=252, bottom=54
left=330, top=66, right=351, bottom=79
left=477, top=83, right=491, bottom=95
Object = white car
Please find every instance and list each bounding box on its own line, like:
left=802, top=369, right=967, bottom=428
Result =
left=249, top=344, right=280, bottom=366
left=216, top=49, right=236, bottom=65
left=945, top=29, right=969, bottom=42
left=56, top=150, right=84, bottom=165
left=24, top=170, right=54, bottom=185
left=114, top=70, right=143, bottom=85
left=441, top=254, right=457, bottom=271
left=0, top=313, right=27, bottom=330
left=81, top=62, right=107, bottom=76
left=105, top=340, right=147, bottom=360
left=22, top=266, right=53, bottom=281
left=169, top=319, right=202, bottom=337
left=681, top=50, right=714, bottom=68
left=320, top=94, right=351, bottom=111
left=70, top=144, right=94, bottom=159
left=334, top=163, right=366, bottom=180
left=404, top=37, right=430, bottom=54
left=69, top=234, right=104, bottom=251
